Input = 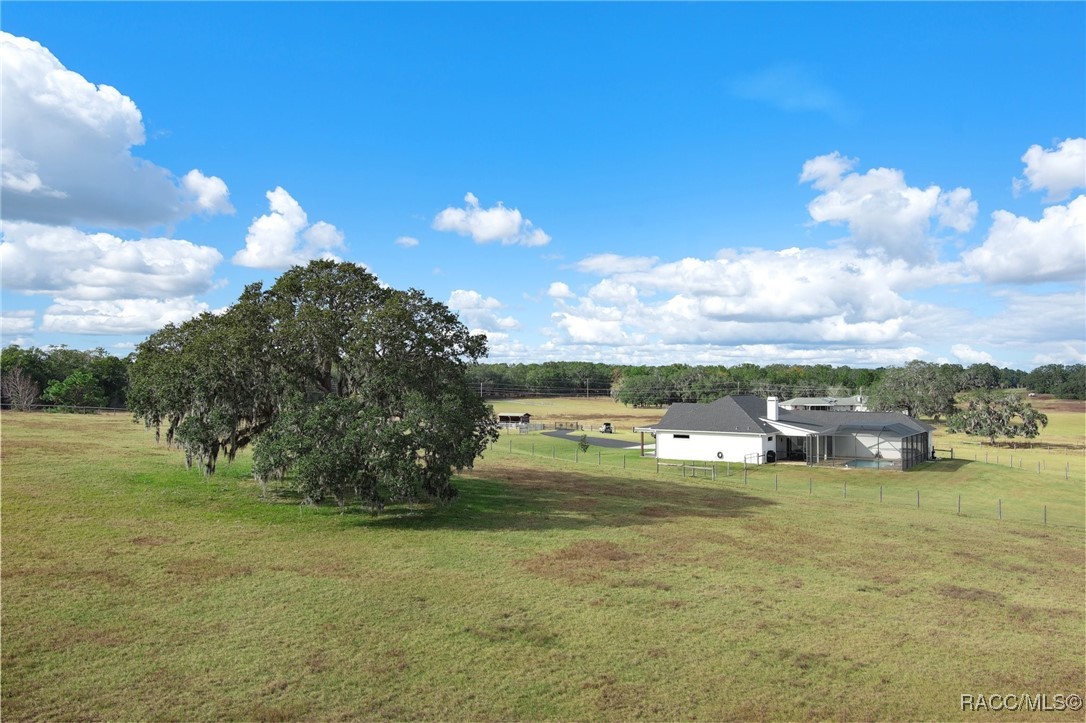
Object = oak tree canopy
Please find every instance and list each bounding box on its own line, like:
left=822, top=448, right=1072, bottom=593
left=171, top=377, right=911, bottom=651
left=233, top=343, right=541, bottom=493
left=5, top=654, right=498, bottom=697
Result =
left=128, top=260, right=499, bottom=507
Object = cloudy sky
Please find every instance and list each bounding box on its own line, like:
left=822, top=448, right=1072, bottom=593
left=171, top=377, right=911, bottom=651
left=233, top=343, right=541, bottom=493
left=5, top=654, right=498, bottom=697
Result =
left=1, top=3, right=1084, bottom=370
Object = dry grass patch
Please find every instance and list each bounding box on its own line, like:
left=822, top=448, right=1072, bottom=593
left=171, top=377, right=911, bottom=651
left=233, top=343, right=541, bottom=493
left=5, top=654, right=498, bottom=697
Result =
left=520, top=539, right=640, bottom=585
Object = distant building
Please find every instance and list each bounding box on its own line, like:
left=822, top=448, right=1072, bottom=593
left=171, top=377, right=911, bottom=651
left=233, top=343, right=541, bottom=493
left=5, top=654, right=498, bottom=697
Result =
left=779, top=395, right=868, bottom=412
left=496, top=412, right=532, bottom=427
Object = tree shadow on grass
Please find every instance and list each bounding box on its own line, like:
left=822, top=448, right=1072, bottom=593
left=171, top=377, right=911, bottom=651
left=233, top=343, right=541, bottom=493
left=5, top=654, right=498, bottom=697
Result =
left=913, top=459, right=976, bottom=475
left=360, top=466, right=777, bottom=532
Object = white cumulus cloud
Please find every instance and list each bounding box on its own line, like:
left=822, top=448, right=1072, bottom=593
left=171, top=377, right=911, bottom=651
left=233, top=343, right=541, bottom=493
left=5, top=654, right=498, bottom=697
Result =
left=1016, top=137, right=1086, bottom=203
left=233, top=187, right=345, bottom=269
left=963, top=195, right=1086, bottom=283
left=546, top=281, right=575, bottom=299
left=0, top=220, right=223, bottom=300
left=0, top=309, right=36, bottom=337
left=394, top=235, right=419, bottom=248
left=0, top=31, right=232, bottom=228
left=544, top=246, right=981, bottom=359
left=800, top=151, right=977, bottom=262
left=951, top=344, right=995, bottom=365
left=181, top=170, right=234, bottom=215
left=432, top=192, right=551, bottom=246
left=40, top=297, right=212, bottom=335
left=447, top=289, right=520, bottom=333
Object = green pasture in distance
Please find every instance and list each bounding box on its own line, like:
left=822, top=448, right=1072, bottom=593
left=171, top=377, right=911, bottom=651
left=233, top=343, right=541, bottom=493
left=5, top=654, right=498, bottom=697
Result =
left=2, top=411, right=1083, bottom=721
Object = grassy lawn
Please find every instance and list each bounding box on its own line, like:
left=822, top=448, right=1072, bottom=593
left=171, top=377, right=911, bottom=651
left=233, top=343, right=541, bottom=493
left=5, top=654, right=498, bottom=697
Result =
left=3, top=410, right=1084, bottom=720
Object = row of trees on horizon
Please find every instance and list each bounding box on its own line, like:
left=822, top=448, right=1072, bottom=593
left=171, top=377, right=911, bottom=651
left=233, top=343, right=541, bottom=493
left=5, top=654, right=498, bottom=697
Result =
left=466, top=360, right=1085, bottom=407
left=3, top=344, right=1084, bottom=412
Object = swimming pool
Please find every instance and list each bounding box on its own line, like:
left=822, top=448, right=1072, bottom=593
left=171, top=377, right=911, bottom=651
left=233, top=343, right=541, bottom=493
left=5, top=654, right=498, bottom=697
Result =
left=844, top=459, right=895, bottom=469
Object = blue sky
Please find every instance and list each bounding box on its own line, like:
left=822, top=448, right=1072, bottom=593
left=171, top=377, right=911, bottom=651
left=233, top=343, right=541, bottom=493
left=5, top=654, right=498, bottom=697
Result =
left=2, top=2, right=1084, bottom=370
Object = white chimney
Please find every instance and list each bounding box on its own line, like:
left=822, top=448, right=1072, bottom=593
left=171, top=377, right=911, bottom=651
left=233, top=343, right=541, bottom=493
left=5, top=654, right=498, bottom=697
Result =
left=767, top=396, right=779, bottom=421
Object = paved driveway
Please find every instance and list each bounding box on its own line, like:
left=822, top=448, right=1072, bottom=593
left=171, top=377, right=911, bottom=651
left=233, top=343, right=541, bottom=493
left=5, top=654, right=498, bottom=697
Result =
left=540, top=429, right=645, bottom=449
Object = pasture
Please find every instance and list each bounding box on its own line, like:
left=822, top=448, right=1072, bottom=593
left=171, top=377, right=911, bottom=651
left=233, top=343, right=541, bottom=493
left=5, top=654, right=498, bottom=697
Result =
left=2, top=402, right=1084, bottom=720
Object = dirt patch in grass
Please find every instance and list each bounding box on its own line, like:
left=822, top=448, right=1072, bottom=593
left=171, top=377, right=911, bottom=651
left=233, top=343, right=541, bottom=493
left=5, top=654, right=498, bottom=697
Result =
left=520, top=539, right=640, bottom=584
left=464, top=610, right=560, bottom=647
left=937, top=584, right=1005, bottom=604
left=130, top=535, right=173, bottom=547
left=165, top=557, right=253, bottom=582
left=267, top=559, right=352, bottom=578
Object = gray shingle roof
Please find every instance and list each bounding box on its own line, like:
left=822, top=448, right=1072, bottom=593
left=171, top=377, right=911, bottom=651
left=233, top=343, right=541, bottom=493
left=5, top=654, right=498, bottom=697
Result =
left=780, top=408, right=932, bottom=436
left=654, top=395, right=931, bottom=438
left=655, top=395, right=777, bottom=434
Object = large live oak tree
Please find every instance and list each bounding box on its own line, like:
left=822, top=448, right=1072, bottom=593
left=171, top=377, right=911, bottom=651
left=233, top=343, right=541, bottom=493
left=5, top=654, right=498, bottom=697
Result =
left=129, top=260, right=499, bottom=507
left=945, top=392, right=1048, bottom=446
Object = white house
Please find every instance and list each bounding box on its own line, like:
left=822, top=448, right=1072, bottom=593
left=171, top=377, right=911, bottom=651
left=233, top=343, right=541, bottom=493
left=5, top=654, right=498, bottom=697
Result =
left=649, top=395, right=933, bottom=470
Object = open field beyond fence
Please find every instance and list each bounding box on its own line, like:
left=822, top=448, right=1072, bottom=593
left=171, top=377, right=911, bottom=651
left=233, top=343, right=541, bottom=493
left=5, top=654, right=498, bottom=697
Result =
left=2, top=405, right=1084, bottom=721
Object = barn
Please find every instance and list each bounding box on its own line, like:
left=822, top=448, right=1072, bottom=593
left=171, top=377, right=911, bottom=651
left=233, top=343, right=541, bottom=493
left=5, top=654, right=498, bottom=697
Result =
left=496, top=412, right=532, bottom=428
left=650, top=395, right=933, bottom=469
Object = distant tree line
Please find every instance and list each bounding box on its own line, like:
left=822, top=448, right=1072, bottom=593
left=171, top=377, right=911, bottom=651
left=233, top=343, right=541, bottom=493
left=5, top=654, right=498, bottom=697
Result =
left=4, top=344, right=1083, bottom=416
left=466, top=360, right=1083, bottom=406
left=1, top=345, right=129, bottom=411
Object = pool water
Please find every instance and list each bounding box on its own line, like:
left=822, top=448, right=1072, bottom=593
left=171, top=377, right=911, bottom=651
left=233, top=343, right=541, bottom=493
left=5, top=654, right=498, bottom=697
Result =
left=844, top=459, right=894, bottom=469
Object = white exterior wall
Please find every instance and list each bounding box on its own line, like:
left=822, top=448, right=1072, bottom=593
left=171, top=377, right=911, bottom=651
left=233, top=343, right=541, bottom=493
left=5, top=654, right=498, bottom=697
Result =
left=656, top=431, right=770, bottom=463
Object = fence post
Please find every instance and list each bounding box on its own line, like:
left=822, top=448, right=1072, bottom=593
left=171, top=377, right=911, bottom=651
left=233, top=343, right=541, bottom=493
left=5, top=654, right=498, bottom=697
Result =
left=744, top=466, right=748, bottom=485
left=531, top=442, right=534, bottom=456
left=727, top=462, right=731, bottom=477
left=597, top=450, right=601, bottom=465
left=576, top=449, right=579, bottom=463
left=1066, top=463, right=1069, bottom=480
left=1044, top=505, right=1047, bottom=526
left=957, top=494, right=961, bottom=516
left=998, top=498, right=1002, bottom=520
left=809, top=477, right=812, bottom=495
left=656, top=458, right=659, bottom=475
left=880, top=485, right=883, bottom=503
left=917, top=490, right=920, bottom=509
left=682, top=463, right=686, bottom=479
left=509, top=438, right=512, bottom=453
left=712, top=465, right=716, bottom=481
left=843, top=480, right=847, bottom=499
left=951, top=447, right=954, bottom=460
left=623, top=456, right=626, bottom=470
left=774, top=474, right=778, bottom=492
left=552, top=446, right=555, bottom=460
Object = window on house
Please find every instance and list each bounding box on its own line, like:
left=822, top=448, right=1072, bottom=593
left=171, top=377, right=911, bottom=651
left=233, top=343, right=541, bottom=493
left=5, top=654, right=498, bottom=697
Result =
left=673, top=434, right=690, bottom=439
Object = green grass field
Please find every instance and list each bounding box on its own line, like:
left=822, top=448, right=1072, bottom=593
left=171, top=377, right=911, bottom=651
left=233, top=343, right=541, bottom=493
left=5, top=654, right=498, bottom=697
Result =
left=2, top=406, right=1084, bottom=720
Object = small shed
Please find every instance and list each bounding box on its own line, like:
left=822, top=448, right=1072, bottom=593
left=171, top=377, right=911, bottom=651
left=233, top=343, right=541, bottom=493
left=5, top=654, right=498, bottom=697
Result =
left=497, top=412, right=532, bottom=427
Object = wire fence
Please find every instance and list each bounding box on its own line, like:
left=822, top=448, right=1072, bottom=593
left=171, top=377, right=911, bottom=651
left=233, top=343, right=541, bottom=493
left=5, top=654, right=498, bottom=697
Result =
left=2, top=404, right=129, bottom=415
left=487, top=432, right=1085, bottom=531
